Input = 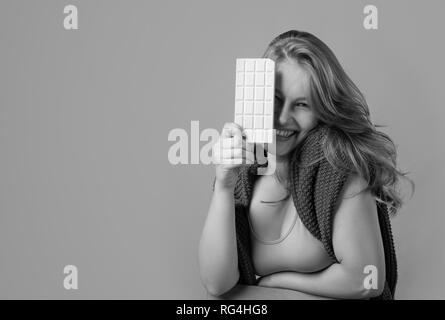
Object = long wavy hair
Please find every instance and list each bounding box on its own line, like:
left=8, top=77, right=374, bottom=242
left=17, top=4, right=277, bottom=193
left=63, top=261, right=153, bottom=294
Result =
left=263, top=30, right=414, bottom=215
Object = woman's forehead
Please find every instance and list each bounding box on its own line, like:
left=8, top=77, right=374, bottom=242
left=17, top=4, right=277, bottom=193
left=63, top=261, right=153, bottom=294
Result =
left=275, top=60, right=310, bottom=99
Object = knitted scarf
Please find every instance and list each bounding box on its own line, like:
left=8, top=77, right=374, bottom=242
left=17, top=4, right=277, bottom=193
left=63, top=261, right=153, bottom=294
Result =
left=230, top=124, right=397, bottom=300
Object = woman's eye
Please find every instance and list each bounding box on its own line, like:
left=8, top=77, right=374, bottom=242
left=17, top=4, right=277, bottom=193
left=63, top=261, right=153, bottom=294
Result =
left=295, top=103, right=308, bottom=108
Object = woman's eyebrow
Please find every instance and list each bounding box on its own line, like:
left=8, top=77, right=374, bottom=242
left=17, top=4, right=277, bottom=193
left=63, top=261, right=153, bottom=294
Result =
left=274, top=90, right=307, bottom=102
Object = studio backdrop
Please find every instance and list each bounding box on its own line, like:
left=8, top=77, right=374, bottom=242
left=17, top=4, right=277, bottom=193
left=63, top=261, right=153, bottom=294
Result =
left=0, top=0, right=443, bottom=299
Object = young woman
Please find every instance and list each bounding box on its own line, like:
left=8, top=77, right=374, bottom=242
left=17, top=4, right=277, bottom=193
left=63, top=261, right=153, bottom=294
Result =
left=198, top=30, right=413, bottom=300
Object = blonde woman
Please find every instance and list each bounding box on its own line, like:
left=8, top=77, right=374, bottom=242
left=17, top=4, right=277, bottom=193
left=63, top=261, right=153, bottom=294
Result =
left=198, top=30, right=413, bottom=300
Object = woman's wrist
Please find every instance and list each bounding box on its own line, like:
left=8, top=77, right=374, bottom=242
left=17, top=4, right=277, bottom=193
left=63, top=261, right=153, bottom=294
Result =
left=214, top=179, right=236, bottom=192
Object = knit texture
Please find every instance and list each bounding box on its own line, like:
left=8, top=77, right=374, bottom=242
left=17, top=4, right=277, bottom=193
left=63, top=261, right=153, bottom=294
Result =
left=228, top=124, right=397, bottom=300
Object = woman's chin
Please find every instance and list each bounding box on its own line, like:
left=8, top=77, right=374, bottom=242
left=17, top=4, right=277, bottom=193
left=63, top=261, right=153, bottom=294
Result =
left=274, top=138, right=298, bottom=158
left=275, top=148, right=294, bottom=159
left=266, top=132, right=304, bottom=158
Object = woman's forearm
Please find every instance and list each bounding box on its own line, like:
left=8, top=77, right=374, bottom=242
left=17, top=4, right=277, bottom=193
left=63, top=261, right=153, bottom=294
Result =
left=198, top=181, right=240, bottom=296
left=261, top=263, right=383, bottom=299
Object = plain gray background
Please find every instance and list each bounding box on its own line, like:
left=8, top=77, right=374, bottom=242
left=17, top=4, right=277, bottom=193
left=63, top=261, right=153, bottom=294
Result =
left=0, top=0, right=443, bottom=299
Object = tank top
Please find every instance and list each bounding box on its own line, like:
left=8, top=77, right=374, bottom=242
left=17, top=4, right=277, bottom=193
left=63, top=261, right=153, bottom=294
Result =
left=248, top=175, right=333, bottom=276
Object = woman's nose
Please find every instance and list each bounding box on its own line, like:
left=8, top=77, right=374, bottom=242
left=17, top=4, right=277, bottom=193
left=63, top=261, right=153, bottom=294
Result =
left=277, top=104, right=292, bottom=126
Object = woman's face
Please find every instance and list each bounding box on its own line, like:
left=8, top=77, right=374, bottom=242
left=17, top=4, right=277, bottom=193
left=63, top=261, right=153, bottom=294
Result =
left=272, top=59, right=318, bottom=158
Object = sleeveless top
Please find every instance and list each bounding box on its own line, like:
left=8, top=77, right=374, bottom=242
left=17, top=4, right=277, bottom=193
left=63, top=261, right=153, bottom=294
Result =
left=247, top=174, right=333, bottom=276
left=231, top=124, right=397, bottom=299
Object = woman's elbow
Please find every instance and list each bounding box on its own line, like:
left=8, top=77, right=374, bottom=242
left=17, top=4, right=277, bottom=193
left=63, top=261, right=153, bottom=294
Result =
left=205, top=280, right=238, bottom=297
left=206, top=286, right=227, bottom=298
left=357, top=284, right=384, bottom=299
left=351, top=265, right=385, bottom=299
left=201, top=271, right=240, bottom=298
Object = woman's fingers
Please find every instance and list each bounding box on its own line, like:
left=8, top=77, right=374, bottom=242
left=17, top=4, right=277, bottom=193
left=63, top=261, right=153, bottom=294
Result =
left=222, top=134, right=248, bottom=150
left=212, top=122, right=255, bottom=166
left=221, top=122, right=245, bottom=139
left=212, top=142, right=255, bottom=165
left=221, top=147, right=255, bottom=162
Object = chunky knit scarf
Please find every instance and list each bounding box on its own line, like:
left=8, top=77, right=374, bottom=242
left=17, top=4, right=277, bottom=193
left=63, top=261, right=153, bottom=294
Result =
left=229, top=124, right=397, bottom=300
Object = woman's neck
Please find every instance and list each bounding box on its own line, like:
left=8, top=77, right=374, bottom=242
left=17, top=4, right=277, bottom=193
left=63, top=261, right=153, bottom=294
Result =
left=266, top=151, right=291, bottom=186
left=275, top=153, right=290, bottom=174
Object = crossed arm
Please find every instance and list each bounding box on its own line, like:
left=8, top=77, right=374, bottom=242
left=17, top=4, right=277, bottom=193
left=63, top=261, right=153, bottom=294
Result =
left=257, top=174, right=386, bottom=299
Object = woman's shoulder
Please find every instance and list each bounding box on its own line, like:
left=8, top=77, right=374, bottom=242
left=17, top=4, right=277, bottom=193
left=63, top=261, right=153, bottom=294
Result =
left=341, top=174, right=372, bottom=200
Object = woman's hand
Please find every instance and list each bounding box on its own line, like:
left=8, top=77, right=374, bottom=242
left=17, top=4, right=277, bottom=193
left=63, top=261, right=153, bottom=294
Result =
left=212, top=122, right=255, bottom=190
left=256, top=274, right=275, bottom=288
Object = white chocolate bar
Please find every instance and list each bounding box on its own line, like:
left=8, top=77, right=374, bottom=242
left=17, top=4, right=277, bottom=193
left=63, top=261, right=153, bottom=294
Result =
left=234, top=58, right=275, bottom=143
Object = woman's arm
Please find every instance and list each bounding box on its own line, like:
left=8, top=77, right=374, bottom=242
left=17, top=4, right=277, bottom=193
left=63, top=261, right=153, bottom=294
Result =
left=198, top=181, right=240, bottom=297
left=258, top=174, right=386, bottom=299
left=198, top=122, right=255, bottom=297
left=208, top=284, right=334, bottom=300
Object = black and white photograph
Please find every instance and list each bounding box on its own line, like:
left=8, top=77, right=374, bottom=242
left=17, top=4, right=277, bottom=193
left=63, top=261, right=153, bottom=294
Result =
left=0, top=0, right=443, bottom=304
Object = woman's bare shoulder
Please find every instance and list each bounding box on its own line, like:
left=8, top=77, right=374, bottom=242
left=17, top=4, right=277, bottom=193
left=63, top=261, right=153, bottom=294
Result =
left=341, top=174, right=371, bottom=200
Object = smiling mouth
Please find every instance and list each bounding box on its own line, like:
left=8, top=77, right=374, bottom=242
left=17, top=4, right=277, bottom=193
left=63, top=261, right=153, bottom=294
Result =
left=276, top=129, right=297, bottom=138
